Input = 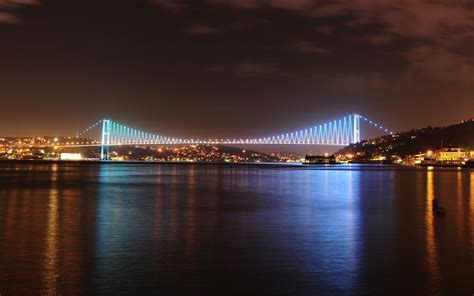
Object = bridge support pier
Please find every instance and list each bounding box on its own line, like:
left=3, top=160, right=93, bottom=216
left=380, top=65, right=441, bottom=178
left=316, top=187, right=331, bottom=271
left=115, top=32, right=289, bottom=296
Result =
left=352, top=114, right=360, bottom=143
left=100, top=119, right=111, bottom=161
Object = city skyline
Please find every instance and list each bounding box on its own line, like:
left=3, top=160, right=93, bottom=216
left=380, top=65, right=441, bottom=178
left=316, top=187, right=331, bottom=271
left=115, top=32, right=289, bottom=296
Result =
left=0, top=0, right=473, bottom=138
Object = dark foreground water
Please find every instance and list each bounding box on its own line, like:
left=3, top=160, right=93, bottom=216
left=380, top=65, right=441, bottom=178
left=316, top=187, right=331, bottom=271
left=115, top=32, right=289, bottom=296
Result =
left=0, top=162, right=473, bottom=295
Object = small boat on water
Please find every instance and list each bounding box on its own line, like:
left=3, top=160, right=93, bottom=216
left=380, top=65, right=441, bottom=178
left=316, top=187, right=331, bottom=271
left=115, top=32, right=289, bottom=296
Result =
left=432, top=199, right=446, bottom=215
left=303, top=154, right=338, bottom=165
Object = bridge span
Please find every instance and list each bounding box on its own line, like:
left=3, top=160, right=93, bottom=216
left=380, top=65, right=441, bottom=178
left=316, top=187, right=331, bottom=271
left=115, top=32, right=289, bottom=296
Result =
left=76, top=114, right=392, bottom=160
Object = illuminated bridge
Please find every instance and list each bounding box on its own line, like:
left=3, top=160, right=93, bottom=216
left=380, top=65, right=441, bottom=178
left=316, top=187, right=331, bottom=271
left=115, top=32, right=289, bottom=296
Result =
left=77, top=114, right=393, bottom=160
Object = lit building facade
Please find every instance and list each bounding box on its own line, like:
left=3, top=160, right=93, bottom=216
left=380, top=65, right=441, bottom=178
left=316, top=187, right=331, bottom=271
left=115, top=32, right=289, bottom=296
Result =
left=434, top=148, right=466, bottom=161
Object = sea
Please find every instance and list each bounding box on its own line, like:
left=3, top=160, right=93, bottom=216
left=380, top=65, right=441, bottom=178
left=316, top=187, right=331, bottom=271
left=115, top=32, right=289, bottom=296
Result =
left=0, top=162, right=473, bottom=295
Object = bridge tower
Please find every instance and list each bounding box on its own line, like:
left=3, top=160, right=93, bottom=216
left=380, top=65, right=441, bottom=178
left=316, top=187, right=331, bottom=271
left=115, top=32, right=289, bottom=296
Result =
left=100, top=119, right=111, bottom=160
left=352, top=114, right=361, bottom=143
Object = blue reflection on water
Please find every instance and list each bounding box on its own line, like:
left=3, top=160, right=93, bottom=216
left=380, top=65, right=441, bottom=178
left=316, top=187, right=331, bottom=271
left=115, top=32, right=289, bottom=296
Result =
left=92, top=165, right=368, bottom=294
left=2, top=163, right=474, bottom=295
left=47, top=164, right=473, bottom=295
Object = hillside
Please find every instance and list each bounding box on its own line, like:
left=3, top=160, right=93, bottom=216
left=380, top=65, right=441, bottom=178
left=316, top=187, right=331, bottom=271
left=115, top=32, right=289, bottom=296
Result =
left=337, top=118, right=474, bottom=158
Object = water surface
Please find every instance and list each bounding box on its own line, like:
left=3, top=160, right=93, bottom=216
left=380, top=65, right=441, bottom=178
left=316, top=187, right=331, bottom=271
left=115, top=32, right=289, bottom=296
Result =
left=0, top=163, right=473, bottom=295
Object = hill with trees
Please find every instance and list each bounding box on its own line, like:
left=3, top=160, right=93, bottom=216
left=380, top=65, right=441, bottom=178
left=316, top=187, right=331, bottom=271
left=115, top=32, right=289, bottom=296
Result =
left=337, top=118, right=474, bottom=158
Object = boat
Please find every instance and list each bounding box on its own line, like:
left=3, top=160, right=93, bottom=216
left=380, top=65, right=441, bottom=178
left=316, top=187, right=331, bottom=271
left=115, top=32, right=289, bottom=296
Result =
left=303, top=154, right=338, bottom=165
left=432, top=199, right=446, bottom=215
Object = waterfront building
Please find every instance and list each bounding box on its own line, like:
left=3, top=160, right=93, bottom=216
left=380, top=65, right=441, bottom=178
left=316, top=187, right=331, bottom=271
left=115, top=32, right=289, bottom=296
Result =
left=434, top=148, right=466, bottom=161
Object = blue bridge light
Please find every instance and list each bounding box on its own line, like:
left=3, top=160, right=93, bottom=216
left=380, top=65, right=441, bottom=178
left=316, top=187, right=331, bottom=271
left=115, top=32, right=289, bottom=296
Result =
left=76, top=114, right=393, bottom=160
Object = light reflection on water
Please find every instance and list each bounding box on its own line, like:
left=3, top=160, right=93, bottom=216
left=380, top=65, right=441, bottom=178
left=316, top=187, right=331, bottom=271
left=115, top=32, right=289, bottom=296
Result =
left=43, top=163, right=59, bottom=295
left=471, top=173, right=474, bottom=253
left=0, top=163, right=473, bottom=295
left=43, top=186, right=59, bottom=295
left=425, top=171, right=440, bottom=293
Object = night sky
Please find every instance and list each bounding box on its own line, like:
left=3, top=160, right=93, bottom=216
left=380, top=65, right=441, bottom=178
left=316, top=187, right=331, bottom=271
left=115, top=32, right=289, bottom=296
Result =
left=0, top=0, right=473, bottom=140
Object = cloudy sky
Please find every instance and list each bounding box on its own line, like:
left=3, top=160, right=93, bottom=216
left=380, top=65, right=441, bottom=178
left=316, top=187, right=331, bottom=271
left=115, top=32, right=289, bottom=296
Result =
left=0, top=0, right=473, bottom=139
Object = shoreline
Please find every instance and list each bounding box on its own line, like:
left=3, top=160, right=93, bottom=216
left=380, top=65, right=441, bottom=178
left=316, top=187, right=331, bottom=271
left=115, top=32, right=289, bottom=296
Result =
left=0, top=159, right=301, bottom=166
left=1, top=159, right=473, bottom=171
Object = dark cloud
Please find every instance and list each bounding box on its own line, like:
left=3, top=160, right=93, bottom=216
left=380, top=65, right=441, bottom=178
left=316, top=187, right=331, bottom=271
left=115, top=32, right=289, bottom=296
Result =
left=210, top=60, right=283, bottom=77
left=150, top=1, right=473, bottom=44
left=357, top=34, right=394, bottom=45
left=183, top=23, right=222, bottom=35
left=148, top=0, right=184, bottom=12
left=315, top=25, right=334, bottom=35
left=0, top=0, right=39, bottom=23
left=290, top=41, right=330, bottom=54
left=183, top=17, right=267, bottom=35
left=149, top=0, right=473, bottom=83
left=0, top=0, right=472, bottom=138
left=403, top=45, right=474, bottom=85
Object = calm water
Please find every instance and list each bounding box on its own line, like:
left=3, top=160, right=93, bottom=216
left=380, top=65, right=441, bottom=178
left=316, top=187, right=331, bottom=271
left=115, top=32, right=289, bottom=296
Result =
left=0, top=163, right=473, bottom=295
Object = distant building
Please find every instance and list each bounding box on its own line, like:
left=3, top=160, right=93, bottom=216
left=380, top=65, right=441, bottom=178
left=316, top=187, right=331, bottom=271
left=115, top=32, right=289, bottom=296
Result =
left=60, top=153, right=82, bottom=160
left=304, top=154, right=337, bottom=164
left=469, top=151, right=474, bottom=159
left=434, top=148, right=466, bottom=161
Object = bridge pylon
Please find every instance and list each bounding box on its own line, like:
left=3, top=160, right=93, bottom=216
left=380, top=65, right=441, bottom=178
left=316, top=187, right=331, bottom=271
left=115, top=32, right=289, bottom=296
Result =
left=100, top=119, right=111, bottom=160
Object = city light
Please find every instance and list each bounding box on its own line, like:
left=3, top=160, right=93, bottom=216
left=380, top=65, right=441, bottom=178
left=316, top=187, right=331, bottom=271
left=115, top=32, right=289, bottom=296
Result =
left=60, top=153, right=82, bottom=160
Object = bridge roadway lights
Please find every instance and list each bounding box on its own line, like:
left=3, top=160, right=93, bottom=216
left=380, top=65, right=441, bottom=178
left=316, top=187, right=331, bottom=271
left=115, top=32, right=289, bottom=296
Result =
left=90, top=114, right=386, bottom=154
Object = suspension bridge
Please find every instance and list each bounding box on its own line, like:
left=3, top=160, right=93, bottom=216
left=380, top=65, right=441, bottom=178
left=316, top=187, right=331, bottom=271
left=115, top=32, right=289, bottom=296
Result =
left=76, top=114, right=393, bottom=160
